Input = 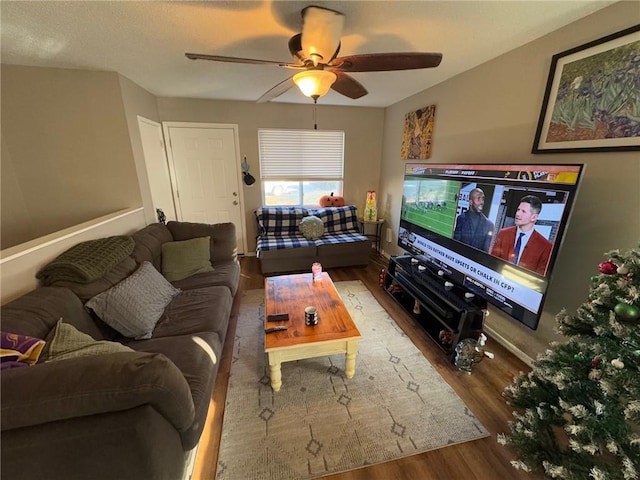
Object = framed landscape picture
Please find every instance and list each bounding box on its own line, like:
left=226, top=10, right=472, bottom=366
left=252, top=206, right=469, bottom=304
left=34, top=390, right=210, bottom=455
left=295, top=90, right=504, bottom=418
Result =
left=532, top=25, right=640, bottom=153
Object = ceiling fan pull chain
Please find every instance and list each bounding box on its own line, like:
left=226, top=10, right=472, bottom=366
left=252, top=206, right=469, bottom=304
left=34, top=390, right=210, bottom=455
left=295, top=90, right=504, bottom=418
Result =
left=313, top=103, right=318, bottom=130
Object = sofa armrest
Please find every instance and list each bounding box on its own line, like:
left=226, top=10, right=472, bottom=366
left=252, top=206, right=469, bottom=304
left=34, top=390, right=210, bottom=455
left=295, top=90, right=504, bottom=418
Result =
left=1, top=351, right=195, bottom=433
left=167, top=221, right=237, bottom=265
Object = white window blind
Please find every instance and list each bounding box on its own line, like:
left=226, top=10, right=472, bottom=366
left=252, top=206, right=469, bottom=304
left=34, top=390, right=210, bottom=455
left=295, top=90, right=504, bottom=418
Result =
left=258, top=129, right=344, bottom=180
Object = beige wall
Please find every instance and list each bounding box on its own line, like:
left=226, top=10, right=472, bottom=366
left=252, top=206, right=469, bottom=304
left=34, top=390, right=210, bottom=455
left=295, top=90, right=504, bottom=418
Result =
left=156, top=98, right=385, bottom=252
left=0, top=65, right=383, bottom=254
left=1, top=66, right=142, bottom=249
left=379, top=1, right=640, bottom=360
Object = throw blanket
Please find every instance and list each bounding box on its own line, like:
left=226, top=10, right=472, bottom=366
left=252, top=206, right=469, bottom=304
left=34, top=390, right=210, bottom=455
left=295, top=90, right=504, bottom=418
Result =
left=37, top=236, right=135, bottom=286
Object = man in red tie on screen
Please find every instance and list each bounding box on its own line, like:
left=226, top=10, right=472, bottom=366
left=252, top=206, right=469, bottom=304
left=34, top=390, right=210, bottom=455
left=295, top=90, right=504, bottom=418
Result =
left=490, top=195, right=552, bottom=276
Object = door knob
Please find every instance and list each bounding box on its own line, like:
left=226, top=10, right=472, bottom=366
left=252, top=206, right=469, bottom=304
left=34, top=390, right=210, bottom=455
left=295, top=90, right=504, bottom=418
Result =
left=233, top=192, right=238, bottom=196
left=233, top=200, right=238, bottom=205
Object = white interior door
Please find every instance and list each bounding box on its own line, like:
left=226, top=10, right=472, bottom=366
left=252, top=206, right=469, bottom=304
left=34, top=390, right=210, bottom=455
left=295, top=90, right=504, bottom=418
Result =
left=137, top=116, right=177, bottom=222
left=163, top=122, right=246, bottom=254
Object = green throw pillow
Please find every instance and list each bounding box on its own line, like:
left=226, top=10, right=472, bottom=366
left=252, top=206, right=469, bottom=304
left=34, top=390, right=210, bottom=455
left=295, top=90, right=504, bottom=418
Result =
left=43, top=320, right=133, bottom=363
left=162, top=236, right=214, bottom=282
left=299, top=216, right=324, bottom=240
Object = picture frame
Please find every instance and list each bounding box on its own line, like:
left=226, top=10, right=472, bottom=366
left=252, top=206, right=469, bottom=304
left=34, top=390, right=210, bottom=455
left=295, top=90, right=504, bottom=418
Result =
left=532, top=24, right=640, bottom=153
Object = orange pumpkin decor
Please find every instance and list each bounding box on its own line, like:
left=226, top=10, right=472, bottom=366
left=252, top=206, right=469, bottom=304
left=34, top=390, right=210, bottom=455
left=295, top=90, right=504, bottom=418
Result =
left=319, top=192, right=345, bottom=207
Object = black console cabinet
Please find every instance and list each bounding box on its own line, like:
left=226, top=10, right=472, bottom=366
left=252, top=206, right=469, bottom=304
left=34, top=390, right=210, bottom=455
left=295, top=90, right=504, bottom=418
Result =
left=384, top=255, right=486, bottom=359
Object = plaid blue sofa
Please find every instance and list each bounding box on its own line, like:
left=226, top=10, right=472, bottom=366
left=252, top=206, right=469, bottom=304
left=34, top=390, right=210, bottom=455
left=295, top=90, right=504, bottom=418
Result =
left=255, top=205, right=371, bottom=274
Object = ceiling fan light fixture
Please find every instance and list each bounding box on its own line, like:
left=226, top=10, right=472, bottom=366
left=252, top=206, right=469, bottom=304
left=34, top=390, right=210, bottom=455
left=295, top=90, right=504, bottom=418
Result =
left=310, top=52, right=323, bottom=66
left=293, top=70, right=337, bottom=100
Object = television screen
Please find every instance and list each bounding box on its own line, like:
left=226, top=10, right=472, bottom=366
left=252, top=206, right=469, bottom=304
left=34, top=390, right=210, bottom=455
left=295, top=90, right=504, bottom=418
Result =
left=398, top=163, right=584, bottom=330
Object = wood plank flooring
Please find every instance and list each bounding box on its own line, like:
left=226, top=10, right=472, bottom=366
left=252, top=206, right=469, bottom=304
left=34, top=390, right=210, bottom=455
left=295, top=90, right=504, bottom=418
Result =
left=192, top=254, right=543, bottom=480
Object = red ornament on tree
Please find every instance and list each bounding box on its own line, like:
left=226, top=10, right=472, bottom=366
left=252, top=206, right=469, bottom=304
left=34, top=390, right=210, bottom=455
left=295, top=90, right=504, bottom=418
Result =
left=598, top=261, right=617, bottom=274
left=592, top=356, right=601, bottom=368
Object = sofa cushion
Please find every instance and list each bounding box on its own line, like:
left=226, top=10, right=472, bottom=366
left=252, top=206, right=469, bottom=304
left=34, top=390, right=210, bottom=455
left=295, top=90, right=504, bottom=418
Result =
left=149, top=286, right=232, bottom=341
left=161, top=236, right=214, bottom=282
left=1, top=351, right=194, bottom=434
left=170, top=261, right=240, bottom=297
left=85, top=262, right=180, bottom=340
left=42, top=321, right=133, bottom=362
left=131, top=223, right=174, bottom=270
left=256, top=207, right=308, bottom=235
left=167, top=221, right=237, bottom=266
left=123, top=332, right=221, bottom=450
left=299, top=215, right=324, bottom=240
left=1, top=287, right=106, bottom=341
left=310, top=205, right=360, bottom=233
left=315, top=231, right=369, bottom=246
left=1, top=332, right=46, bottom=370
left=256, top=234, right=316, bottom=253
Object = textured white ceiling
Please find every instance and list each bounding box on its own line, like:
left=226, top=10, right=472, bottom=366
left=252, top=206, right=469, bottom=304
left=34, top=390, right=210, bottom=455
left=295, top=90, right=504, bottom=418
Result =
left=1, top=0, right=617, bottom=107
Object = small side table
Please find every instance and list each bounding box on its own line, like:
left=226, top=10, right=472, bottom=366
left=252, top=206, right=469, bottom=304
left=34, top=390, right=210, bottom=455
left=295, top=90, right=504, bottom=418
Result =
left=357, top=218, right=385, bottom=256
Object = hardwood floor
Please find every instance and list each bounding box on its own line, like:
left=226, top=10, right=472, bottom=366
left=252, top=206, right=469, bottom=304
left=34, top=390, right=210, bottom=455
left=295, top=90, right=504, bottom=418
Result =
left=192, top=254, right=542, bottom=480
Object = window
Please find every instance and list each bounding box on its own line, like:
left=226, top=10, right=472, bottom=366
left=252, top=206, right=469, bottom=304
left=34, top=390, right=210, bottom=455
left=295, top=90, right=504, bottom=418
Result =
left=258, top=129, right=344, bottom=206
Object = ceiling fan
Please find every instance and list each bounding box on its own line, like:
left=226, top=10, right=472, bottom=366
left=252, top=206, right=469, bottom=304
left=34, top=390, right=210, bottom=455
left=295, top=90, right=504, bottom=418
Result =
left=185, top=5, right=442, bottom=103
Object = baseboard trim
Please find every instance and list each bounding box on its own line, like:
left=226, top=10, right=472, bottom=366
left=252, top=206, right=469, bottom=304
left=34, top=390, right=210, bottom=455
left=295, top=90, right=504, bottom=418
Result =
left=483, top=324, right=534, bottom=367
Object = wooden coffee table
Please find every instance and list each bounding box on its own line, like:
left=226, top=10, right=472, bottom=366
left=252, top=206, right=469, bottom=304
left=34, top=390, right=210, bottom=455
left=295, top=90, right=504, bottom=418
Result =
left=264, top=272, right=361, bottom=392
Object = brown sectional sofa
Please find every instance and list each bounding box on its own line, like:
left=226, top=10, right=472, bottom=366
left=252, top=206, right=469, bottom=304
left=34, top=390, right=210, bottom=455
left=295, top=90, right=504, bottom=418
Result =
left=1, top=221, right=240, bottom=480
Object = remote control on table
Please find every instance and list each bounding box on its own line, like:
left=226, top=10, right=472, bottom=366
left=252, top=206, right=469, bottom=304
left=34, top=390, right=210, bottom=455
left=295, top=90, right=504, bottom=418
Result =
left=267, top=313, right=289, bottom=322
left=265, top=326, right=288, bottom=333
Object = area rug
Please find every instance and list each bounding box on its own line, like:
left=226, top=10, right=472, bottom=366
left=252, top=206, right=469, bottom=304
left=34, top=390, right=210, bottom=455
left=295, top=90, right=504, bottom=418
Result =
left=216, top=280, right=488, bottom=480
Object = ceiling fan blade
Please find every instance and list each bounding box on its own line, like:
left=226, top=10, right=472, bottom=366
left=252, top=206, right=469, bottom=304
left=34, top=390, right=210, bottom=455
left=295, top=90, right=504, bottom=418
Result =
left=331, top=52, right=443, bottom=72
left=300, top=6, right=344, bottom=64
left=185, top=52, right=293, bottom=67
left=331, top=72, right=367, bottom=99
left=256, top=76, right=295, bottom=103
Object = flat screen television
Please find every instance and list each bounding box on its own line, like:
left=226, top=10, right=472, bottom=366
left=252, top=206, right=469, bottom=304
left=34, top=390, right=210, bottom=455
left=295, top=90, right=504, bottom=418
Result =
left=398, top=163, right=584, bottom=330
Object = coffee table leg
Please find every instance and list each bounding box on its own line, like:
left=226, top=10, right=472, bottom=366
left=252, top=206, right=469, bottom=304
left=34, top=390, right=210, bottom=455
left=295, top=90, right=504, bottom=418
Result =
left=345, top=340, right=359, bottom=379
left=268, top=352, right=282, bottom=392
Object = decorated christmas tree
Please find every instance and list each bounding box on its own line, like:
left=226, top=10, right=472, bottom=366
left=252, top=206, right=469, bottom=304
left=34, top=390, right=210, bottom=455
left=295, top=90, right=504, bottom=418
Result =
left=499, top=244, right=640, bottom=480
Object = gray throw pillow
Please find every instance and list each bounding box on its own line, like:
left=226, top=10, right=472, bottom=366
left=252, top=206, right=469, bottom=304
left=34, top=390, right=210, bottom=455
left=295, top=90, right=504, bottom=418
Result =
left=299, top=215, right=324, bottom=240
left=85, top=262, right=180, bottom=339
left=42, top=320, right=133, bottom=362
left=162, top=236, right=214, bottom=282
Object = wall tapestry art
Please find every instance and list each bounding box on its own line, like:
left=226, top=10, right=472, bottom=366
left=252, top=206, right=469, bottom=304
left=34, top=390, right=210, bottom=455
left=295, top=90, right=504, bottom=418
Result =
left=400, top=105, right=436, bottom=160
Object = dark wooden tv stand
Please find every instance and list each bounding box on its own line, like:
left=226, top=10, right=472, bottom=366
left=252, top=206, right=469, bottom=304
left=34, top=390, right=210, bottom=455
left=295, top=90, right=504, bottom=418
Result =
left=384, top=255, right=486, bottom=359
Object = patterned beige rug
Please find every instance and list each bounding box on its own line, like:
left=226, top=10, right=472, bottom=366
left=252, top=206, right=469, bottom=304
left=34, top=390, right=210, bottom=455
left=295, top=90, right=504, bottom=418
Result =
left=216, top=280, right=488, bottom=479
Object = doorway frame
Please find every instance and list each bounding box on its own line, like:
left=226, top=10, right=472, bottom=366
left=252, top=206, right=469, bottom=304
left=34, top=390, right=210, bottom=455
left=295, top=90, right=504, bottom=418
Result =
left=162, top=121, right=247, bottom=256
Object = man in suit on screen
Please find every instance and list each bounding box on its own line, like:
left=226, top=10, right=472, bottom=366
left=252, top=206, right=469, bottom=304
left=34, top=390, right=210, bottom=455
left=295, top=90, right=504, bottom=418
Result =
left=490, top=195, right=552, bottom=276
